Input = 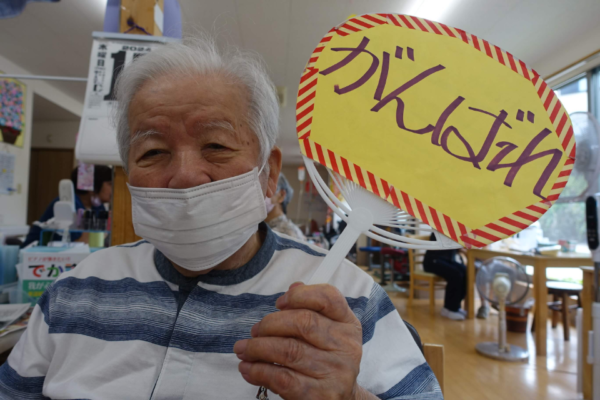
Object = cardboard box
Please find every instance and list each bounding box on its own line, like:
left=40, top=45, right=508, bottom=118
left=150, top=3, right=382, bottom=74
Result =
left=18, top=247, right=92, bottom=305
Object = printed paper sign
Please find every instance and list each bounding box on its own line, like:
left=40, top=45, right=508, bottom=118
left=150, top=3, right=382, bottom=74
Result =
left=77, top=162, right=94, bottom=191
left=19, top=249, right=90, bottom=305
left=76, top=33, right=176, bottom=165
left=0, top=151, right=15, bottom=194
left=297, top=14, right=575, bottom=248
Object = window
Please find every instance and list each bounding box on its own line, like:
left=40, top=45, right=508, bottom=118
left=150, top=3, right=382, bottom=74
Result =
left=537, top=75, right=589, bottom=243
left=555, top=75, right=588, bottom=113
left=593, top=66, right=600, bottom=120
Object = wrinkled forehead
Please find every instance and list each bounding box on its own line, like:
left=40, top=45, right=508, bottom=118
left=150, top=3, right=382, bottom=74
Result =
left=128, top=72, right=252, bottom=131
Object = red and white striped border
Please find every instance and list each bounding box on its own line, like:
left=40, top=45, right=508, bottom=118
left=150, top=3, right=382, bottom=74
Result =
left=296, top=14, right=576, bottom=248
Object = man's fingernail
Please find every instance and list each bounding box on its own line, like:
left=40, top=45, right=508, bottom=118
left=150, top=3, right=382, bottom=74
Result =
left=233, top=340, right=248, bottom=354
left=239, top=361, right=252, bottom=375
left=251, top=322, right=260, bottom=337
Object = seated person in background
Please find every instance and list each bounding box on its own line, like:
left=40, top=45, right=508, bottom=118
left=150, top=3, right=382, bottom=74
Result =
left=265, top=172, right=306, bottom=241
left=0, top=38, right=442, bottom=399
left=423, top=232, right=467, bottom=321
left=21, top=165, right=112, bottom=247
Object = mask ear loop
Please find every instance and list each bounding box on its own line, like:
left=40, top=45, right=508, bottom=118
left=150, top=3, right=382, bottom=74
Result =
left=258, top=161, right=268, bottom=176
left=258, top=160, right=270, bottom=199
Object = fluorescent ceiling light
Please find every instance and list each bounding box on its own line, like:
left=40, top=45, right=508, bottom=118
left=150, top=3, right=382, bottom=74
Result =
left=408, top=0, right=459, bottom=22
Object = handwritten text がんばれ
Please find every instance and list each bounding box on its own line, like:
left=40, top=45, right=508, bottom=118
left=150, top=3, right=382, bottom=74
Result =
left=318, top=36, right=563, bottom=200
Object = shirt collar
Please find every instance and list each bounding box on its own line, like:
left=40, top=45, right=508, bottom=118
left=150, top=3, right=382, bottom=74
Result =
left=153, top=222, right=276, bottom=287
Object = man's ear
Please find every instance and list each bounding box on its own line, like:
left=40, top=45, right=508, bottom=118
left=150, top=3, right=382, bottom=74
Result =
left=266, top=146, right=282, bottom=198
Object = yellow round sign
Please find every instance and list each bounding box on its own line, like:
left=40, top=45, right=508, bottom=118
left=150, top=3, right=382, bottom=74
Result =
left=297, top=14, right=575, bottom=248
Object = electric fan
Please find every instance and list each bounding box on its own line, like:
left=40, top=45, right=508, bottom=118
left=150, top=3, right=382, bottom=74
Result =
left=475, top=257, right=530, bottom=361
left=304, top=157, right=461, bottom=285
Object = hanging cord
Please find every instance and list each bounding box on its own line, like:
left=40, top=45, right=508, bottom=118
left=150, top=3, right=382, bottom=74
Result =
left=124, top=17, right=152, bottom=35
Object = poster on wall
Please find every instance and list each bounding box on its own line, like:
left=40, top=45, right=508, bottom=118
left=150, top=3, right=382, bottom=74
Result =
left=76, top=32, right=178, bottom=165
left=0, top=75, right=26, bottom=148
left=0, top=151, right=15, bottom=194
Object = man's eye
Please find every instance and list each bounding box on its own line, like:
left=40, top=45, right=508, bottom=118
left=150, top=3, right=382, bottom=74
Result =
left=141, top=149, right=165, bottom=158
left=206, top=143, right=227, bottom=150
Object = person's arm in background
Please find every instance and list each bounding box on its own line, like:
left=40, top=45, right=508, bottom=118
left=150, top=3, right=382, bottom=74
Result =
left=21, top=198, right=58, bottom=248
left=0, top=289, right=55, bottom=398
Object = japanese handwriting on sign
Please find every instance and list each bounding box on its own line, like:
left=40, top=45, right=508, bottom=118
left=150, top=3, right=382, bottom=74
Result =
left=319, top=36, right=563, bottom=200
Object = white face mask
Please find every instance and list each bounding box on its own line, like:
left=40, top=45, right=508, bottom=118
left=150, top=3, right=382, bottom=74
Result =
left=128, top=167, right=267, bottom=272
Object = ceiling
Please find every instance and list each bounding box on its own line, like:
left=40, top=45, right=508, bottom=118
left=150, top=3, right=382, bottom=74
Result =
left=32, top=93, right=79, bottom=122
left=1, top=0, right=600, bottom=163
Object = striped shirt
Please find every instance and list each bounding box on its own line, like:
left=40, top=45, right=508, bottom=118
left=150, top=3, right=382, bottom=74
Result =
left=0, top=224, right=442, bottom=399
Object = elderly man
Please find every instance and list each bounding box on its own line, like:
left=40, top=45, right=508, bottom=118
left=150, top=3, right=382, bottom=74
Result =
left=265, top=173, right=306, bottom=241
left=0, top=39, right=442, bottom=400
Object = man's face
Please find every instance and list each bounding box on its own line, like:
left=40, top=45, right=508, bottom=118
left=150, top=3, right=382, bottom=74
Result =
left=98, top=181, right=112, bottom=203
left=127, top=73, right=279, bottom=191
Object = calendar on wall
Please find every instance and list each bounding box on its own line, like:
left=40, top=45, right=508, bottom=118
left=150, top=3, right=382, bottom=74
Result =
left=76, top=32, right=178, bottom=165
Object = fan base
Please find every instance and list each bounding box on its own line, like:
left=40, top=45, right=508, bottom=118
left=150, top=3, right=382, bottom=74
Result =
left=475, top=342, right=528, bottom=362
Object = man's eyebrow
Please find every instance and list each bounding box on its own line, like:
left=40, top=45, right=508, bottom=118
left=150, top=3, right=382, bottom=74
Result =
left=195, top=120, right=236, bottom=133
left=130, top=129, right=164, bottom=145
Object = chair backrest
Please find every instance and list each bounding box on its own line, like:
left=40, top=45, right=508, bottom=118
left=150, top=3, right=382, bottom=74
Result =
left=423, top=343, right=445, bottom=394
left=408, top=235, right=431, bottom=275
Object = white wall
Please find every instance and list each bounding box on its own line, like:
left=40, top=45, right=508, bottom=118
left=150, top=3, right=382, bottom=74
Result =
left=31, top=121, right=79, bottom=149
left=0, top=54, right=82, bottom=226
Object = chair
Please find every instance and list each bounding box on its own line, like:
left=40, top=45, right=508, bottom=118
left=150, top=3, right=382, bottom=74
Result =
left=380, top=247, right=407, bottom=285
left=408, top=235, right=446, bottom=315
left=358, top=237, right=382, bottom=271
left=531, top=281, right=582, bottom=341
left=548, top=281, right=582, bottom=341
left=403, top=321, right=445, bottom=394
left=423, top=344, right=445, bottom=394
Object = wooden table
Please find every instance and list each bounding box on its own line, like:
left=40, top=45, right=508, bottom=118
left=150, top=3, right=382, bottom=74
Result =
left=466, top=248, right=592, bottom=356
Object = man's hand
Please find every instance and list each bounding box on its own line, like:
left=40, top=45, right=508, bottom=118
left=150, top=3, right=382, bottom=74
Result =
left=233, top=282, right=373, bottom=399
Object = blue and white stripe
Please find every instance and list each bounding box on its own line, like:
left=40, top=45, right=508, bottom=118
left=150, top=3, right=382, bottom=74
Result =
left=0, top=363, right=47, bottom=400
left=1, top=224, right=441, bottom=399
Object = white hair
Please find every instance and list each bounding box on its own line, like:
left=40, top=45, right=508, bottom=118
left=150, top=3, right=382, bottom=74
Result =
left=114, top=37, right=279, bottom=172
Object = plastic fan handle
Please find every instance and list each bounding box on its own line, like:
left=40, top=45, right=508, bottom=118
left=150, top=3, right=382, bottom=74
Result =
left=307, top=226, right=362, bottom=285
left=307, top=207, right=373, bottom=285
